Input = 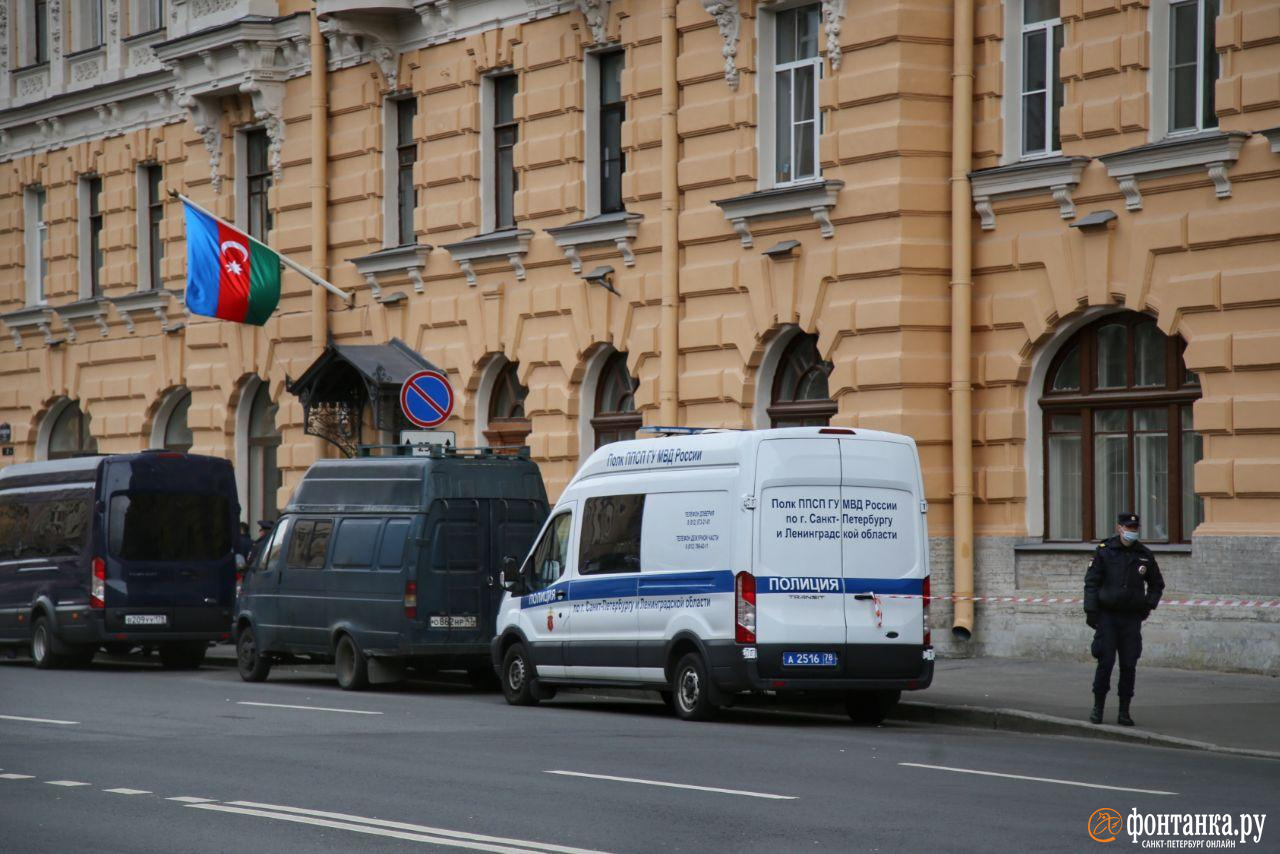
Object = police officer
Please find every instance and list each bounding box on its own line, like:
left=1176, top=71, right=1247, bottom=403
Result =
left=1084, top=512, right=1165, bottom=726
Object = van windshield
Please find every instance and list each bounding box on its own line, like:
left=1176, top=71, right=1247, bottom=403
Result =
left=108, top=492, right=232, bottom=561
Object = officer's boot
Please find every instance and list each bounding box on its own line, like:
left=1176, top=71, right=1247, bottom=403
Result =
left=1117, top=698, right=1135, bottom=727
left=1089, top=693, right=1105, bottom=724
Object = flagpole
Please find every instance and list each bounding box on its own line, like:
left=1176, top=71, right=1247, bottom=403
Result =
left=171, top=190, right=353, bottom=305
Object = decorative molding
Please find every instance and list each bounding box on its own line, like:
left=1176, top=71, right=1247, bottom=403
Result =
left=50, top=0, right=63, bottom=61
left=1097, top=131, right=1248, bottom=212
left=110, top=290, right=177, bottom=334
left=0, top=306, right=58, bottom=349
left=545, top=211, right=642, bottom=273
left=1263, top=127, right=1280, bottom=155
left=968, top=156, right=1090, bottom=231
left=54, top=298, right=112, bottom=341
left=699, top=0, right=741, bottom=90
left=441, top=229, right=533, bottom=286
left=575, top=0, right=610, bottom=45
left=350, top=244, right=433, bottom=300
left=822, top=0, right=846, bottom=71
left=712, top=180, right=843, bottom=247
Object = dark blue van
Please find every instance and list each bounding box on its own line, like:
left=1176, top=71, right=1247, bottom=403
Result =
left=0, top=451, right=239, bottom=669
left=234, top=448, right=547, bottom=690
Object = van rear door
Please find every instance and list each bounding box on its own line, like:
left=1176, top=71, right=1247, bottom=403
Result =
left=839, top=439, right=925, bottom=647
left=753, top=439, right=846, bottom=646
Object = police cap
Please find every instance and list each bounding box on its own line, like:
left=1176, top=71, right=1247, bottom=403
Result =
left=1117, top=512, right=1140, bottom=528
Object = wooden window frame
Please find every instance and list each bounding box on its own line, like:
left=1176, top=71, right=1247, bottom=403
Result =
left=592, top=351, right=641, bottom=449
left=768, top=333, right=837, bottom=428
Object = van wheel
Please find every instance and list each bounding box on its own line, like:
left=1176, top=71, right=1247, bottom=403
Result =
left=500, top=644, right=539, bottom=706
left=334, top=634, right=369, bottom=691
left=845, top=689, right=900, bottom=725
left=467, top=666, right=501, bottom=691
left=30, top=617, right=62, bottom=669
left=159, top=642, right=207, bottom=670
left=236, top=627, right=271, bottom=683
left=672, top=653, right=718, bottom=722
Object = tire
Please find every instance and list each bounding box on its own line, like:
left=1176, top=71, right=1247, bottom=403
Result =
left=845, top=689, right=900, bottom=726
left=500, top=643, right=539, bottom=706
left=236, top=626, right=272, bottom=683
left=467, top=665, right=501, bottom=691
left=30, top=616, right=62, bottom=670
left=334, top=634, right=369, bottom=691
left=159, top=641, right=207, bottom=670
left=671, top=653, right=718, bottom=722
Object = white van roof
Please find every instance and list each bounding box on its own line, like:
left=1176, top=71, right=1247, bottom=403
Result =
left=571, top=427, right=916, bottom=485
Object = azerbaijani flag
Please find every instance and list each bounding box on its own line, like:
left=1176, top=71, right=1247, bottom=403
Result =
left=184, top=201, right=281, bottom=325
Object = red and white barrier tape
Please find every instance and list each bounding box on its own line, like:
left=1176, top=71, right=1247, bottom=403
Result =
left=879, top=594, right=1280, bottom=608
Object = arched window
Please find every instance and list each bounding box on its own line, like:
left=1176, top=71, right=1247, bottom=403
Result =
left=484, top=361, right=531, bottom=449
left=46, top=401, right=98, bottom=460
left=768, top=333, right=836, bottom=427
left=592, top=351, right=640, bottom=449
left=161, top=390, right=193, bottom=453
left=246, top=383, right=282, bottom=524
left=1041, top=313, right=1202, bottom=543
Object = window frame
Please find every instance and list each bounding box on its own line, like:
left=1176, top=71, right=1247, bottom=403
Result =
left=1019, top=2, right=1064, bottom=158
left=768, top=333, right=837, bottom=428
left=390, top=97, right=418, bottom=247
left=586, top=48, right=627, bottom=216
left=246, top=382, right=282, bottom=525
left=31, top=0, right=51, bottom=65
left=133, top=0, right=164, bottom=35
left=492, top=74, right=519, bottom=231
left=759, top=3, right=824, bottom=189
left=484, top=360, right=531, bottom=449
left=137, top=164, right=165, bottom=291
left=24, top=185, right=48, bottom=305
left=240, top=128, right=273, bottom=242
left=73, top=0, right=105, bottom=53
left=78, top=176, right=104, bottom=299
left=522, top=510, right=574, bottom=592
left=591, top=351, right=641, bottom=449
left=1152, top=0, right=1220, bottom=137
left=1039, top=314, right=1202, bottom=543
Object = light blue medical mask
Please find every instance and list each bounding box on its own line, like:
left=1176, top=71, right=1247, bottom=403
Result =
left=1120, top=530, right=1140, bottom=545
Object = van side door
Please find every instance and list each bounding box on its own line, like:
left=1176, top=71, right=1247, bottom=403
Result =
left=244, top=517, right=290, bottom=648
left=279, top=517, right=333, bottom=652
left=566, top=494, right=643, bottom=679
left=326, top=517, right=392, bottom=653
left=517, top=507, right=575, bottom=679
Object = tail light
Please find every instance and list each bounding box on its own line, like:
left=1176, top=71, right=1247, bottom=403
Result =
left=922, top=575, right=931, bottom=647
left=235, top=570, right=244, bottom=600
left=404, top=580, right=418, bottom=619
left=735, top=571, right=756, bottom=644
left=90, top=558, right=106, bottom=609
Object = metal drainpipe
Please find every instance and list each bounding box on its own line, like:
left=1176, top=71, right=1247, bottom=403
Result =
left=310, top=10, right=330, bottom=357
left=659, top=0, right=679, bottom=426
left=950, top=0, right=976, bottom=641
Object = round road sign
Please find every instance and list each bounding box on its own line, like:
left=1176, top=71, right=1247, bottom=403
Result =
left=400, top=369, right=455, bottom=429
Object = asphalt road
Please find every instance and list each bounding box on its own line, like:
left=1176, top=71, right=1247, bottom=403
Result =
left=1, top=655, right=1276, bottom=854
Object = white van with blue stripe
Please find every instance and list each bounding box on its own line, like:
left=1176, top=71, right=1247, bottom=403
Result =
left=491, top=427, right=933, bottom=723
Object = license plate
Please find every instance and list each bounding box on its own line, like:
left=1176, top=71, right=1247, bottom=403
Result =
left=782, top=651, right=838, bottom=667
left=429, top=615, right=477, bottom=629
left=124, top=614, right=167, bottom=626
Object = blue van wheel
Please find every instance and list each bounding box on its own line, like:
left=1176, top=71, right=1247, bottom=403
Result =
left=334, top=634, right=369, bottom=691
left=236, top=627, right=271, bottom=683
left=30, top=617, right=61, bottom=670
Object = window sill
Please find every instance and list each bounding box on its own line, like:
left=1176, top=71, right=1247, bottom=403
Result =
left=110, top=289, right=181, bottom=334
left=0, top=305, right=59, bottom=349
left=545, top=211, right=643, bottom=274
left=54, top=298, right=111, bottom=342
left=711, top=179, right=844, bottom=248
left=969, top=155, right=1089, bottom=231
left=1097, top=131, right=1249, bottom=211
left=441, top=229, right=533, bottom=287
left=350, top=244, right=433, bottom=301
left=1014, top=541, right=1192, bottom=555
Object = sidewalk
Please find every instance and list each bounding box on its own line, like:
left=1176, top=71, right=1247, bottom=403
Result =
left=899, top=657, right=1280, bottom=758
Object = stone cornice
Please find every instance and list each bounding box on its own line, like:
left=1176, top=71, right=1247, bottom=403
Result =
left=0, top=305, right=59, bottom=349
left=350, top=244, right=434, bottom=299
left=109, top=289, right=182, bottom=334
left=545, top=211, right=642, bottom=273
left=442, top=229, right=533, bottom=286
left=969, top=155, right=1090, bottom=231
left=712, top=180, right=844, bottom=248
left=1098, top=131, right=1249, bottom=211
left=54, top=298, right=111, bottom=342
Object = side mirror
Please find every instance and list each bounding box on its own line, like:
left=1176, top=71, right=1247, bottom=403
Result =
left=499, top=556, right=521, bottom=591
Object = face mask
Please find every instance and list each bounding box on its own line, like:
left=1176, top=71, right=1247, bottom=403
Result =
left=1121, top=530, right=1139, bottom=545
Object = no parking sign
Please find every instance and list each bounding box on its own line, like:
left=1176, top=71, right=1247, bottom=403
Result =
left=400, top=369, right=455, bottom=429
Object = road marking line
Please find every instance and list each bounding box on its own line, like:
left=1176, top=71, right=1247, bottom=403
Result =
left=898, top=763, right=1179, bottom=796
left=104, top=788, right=151, bottom=795
left=190, top=803, right=608, bottom=854
left=46, top=780, right=91, bottom=787
left=0, top=773, right=34, bottom=780
left=166, top=796, right=217, bottom=803
left=544, top=770, right=797, bottom=801
left=0, top=714, right=80, bottom=725
left=226, top=802, right=606, bottom=854
left=236, top=701, right=382, bottom=716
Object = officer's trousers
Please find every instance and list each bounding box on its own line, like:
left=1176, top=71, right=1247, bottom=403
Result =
left=1091, top=611, right=1144, bottom=698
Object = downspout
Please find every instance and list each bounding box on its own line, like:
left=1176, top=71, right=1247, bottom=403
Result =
left=310, top=10, right=330, bottom=358
left=658, top=0, right=679, bottom=426
left=949, top=0, right=975, bottom=640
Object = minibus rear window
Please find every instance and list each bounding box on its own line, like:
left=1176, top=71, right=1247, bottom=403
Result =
left=108, top=492, right=232, bottom=561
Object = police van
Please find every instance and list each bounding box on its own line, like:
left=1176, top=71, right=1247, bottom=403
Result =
left=492, top=427, right=933, bottom=723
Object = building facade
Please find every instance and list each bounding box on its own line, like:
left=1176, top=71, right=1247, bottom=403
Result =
left=0, top=0, right=1276, bottom=672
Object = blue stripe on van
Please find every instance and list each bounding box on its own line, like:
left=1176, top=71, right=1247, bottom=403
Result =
left=518, top=570, right=922, bottom=607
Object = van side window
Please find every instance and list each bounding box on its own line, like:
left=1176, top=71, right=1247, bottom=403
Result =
left=260, top=517, right=290, bottom=570
left=579, top=494, right=644, bottom=575
left=331, top=518, right=380, bottom=569
left=0, top=497, right=31, bottom=559
left=305, top=520, right=333, bottom=568
left=525, top=512, right=572, bottom=591
left=378, top=519, right=411, bottom=569
left=286, top=520, right=315, bottom=568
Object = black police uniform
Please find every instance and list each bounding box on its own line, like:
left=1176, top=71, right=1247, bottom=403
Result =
left=1083, top=535, right=1164, bottom=704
